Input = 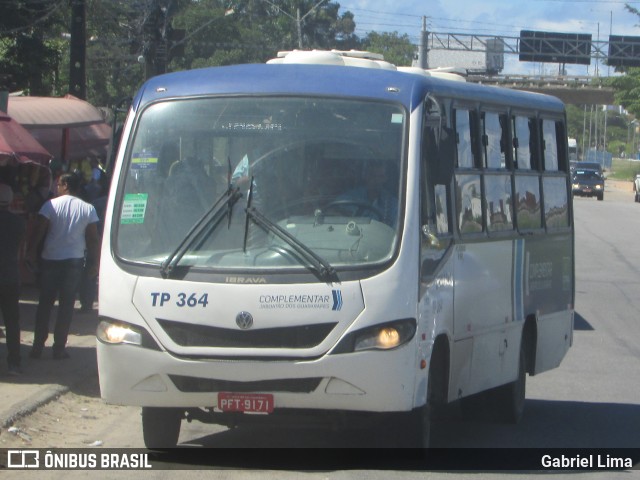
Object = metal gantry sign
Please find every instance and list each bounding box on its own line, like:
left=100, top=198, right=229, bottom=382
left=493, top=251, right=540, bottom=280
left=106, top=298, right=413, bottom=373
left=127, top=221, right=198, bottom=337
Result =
left=426, top=30, right=640, bottom=68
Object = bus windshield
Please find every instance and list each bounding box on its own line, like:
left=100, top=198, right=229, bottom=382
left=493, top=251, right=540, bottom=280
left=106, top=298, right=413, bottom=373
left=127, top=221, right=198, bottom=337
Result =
left=114, top=96, right=405, bottom=273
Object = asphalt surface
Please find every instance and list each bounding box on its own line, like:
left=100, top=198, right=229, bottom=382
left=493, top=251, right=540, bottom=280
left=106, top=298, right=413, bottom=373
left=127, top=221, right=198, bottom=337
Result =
left=0, top=177, right=635, bottom=430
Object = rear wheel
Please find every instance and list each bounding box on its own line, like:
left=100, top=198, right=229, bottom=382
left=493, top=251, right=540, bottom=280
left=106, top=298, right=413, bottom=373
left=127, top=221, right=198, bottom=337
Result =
left=141, top=407, right=182, bottom=449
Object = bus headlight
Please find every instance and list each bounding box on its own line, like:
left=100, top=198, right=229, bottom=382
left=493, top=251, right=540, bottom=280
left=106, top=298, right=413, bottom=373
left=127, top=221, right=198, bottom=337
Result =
left=97, top=319, right=143, bottom=345
left=330, top=319, right=416, bottom=354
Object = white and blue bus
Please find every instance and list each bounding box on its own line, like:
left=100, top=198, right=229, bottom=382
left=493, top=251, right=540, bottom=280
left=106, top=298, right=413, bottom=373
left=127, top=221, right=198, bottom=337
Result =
left=97, top=50, right=574, bottom=448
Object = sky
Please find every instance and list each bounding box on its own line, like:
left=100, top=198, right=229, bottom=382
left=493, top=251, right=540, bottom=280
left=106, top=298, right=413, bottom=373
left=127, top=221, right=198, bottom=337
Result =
left=337, top=0, right=640, bottom=76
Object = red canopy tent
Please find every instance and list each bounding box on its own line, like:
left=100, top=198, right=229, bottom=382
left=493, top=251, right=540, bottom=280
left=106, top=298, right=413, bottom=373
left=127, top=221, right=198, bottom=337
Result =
left=0, top=111, right=52, bottom=166
left=0, top=110, right=52, bottom=213
left=7, top=95, right=112, bottom=168
left=0, top=111, right=55, bottom=284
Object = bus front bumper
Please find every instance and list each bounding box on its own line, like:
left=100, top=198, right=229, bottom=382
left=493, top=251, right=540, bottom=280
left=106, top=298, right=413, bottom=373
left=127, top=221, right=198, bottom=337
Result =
left=96, top=340, right=421, bottom=414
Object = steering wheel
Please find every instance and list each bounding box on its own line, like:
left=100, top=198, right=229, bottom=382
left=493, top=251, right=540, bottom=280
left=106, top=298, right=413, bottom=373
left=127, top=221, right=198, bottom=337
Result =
left=323, top=199, right=384, bottom=219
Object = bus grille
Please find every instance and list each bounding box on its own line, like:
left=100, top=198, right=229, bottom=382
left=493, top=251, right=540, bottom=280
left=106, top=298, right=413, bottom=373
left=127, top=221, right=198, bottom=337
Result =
left=157, top=319, right=337, bottom=349
left=169, top=375, right=322, bottom=393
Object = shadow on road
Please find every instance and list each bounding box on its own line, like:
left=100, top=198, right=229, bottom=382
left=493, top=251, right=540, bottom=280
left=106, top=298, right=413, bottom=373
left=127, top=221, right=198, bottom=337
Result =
left=574, top=311, right=595, bottom=331
left=172, top=398, right=639, bottom=451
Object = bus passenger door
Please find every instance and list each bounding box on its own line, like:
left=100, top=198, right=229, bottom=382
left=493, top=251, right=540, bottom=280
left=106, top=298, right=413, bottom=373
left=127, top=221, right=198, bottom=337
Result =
left=418, top=104, right=455, bottom=404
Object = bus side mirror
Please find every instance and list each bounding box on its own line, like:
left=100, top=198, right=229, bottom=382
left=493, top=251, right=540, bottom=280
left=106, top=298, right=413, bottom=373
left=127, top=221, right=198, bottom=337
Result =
left=421, top=225, right=443, bottom=249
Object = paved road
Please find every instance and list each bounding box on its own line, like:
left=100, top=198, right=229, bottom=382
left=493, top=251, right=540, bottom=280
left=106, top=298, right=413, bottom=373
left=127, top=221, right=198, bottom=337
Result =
left=1, top=182, right=638, bottom=477
left=172, top=185, right=640, bottom=450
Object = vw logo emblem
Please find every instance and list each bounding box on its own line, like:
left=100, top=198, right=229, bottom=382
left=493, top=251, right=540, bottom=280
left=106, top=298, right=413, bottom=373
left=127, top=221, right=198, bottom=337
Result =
left=236, top=311, right=254, bottom=330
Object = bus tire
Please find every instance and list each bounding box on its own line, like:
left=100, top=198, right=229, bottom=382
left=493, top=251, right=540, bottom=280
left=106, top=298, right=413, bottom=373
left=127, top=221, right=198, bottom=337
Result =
left=407, top=357, right=437, bottom=448
left=405, top=401, right=431, bottom=448
left=493, top=346, right=526, bottom=424
left=141, top=407, right=182, bottom=449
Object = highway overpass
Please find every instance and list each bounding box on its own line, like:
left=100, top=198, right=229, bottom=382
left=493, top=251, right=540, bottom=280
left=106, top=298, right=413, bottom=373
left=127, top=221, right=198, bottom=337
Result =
left=467, top=74, right=615, bottom=105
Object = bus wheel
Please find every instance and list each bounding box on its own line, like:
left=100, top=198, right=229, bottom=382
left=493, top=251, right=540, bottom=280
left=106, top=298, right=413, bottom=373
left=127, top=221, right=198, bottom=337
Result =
left=141, top=407, right=182, bottom=449
left=407, top=361, right=435, bottom=447
left=414, top=402, right=432, bottom=448
left=493, top=346, right=526, bottom=424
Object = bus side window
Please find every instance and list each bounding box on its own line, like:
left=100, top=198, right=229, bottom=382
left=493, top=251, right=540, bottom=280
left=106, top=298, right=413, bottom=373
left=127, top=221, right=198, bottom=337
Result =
left=456, top=173, right=483, bottom=234
left=434, top=184, right=450, bottom=235
left=481, top=111, right=507, bottom=169
left=542, top=119, right=560, bottom=171
left=529, top=118, right=544, bottom=171
left=555, top=121, right=569, bottom=173
left=542, top=176, right=569, bottom=229
left=455, top=108, right=478, bottom=168
left=512, top=116, right=532, bottom=169
left=484, top=173, right=514, bottom=232
left=514, top=175, right=542, bottom=230
left=422, top=125, right=453, bottom=237
left=421, top=119, right=453, bottom=278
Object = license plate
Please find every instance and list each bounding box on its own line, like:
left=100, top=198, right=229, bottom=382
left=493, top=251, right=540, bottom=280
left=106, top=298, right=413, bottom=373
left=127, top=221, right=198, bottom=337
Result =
left=218, top=392, right=274, bottom=413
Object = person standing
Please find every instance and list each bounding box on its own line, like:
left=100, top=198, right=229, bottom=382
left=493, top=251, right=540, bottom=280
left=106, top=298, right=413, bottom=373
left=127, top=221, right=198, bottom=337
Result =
left=0, top=183, right=26, bottom=375
left=27, top=173, right=100, bottom=360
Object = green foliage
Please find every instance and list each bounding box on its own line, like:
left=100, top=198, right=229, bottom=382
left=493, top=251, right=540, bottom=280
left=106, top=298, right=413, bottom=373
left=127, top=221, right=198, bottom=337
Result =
left=609, top=157, right=640, bottom=181
left=171, top=0, right=359, bottom=70
left=608, top=69, right=640, bottom=118
left=362, top=31, right=415, bottom=67
left=565, top=104, right=635, bottom=158
left=0, top=0, right=67, bottom=95
left=0, top=0, right=400, bottom=108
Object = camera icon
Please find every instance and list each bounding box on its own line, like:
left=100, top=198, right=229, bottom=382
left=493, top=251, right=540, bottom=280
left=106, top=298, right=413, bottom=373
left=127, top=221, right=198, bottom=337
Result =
left=7, top=450, right=40, bottom=468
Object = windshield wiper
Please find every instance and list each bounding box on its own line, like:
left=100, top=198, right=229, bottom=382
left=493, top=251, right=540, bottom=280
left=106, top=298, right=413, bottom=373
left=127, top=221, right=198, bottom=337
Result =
left=160, top=186, right=242, bottom=278
left=245, top=205, right=337, bottom=281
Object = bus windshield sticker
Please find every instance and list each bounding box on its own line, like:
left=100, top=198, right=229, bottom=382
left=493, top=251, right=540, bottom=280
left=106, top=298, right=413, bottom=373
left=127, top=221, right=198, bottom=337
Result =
left=121, top=193, right=149, bottom=224
left=391, top=113, right=403, bottom=124
left=131, top=151, right=158, bottom=170
left=219, top=122, right=283, bottom=132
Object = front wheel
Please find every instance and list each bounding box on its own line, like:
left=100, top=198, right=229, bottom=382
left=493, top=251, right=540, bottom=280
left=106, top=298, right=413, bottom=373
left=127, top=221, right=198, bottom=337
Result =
left=492, top=346, right=526, bottom=424
left=405, top=359, right=437, bottom=448
left=411, top=403, right=432, bottom=448
left=141, top=407, right=183, bottom=449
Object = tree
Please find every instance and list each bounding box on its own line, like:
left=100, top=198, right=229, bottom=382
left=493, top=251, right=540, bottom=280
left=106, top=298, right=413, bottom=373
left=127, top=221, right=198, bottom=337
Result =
left=607, top=69, right=640, bottom=118
left=607, top=5, right=640, bottom=117
left=170, top=0, right=359, bottom=71
left=0, top=0, right=67, bottom=94
left=83, top=0, right=148, bottom=106
left=361, top=31, right=415, bottom=67
left=1, top=0, right=365, bottom=106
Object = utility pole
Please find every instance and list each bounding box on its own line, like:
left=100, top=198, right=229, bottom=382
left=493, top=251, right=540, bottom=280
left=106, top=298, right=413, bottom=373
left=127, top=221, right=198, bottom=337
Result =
left=296, top=8, right=303, bottom=49
left=69, top=0, right=87, bottom=99
left=142, top=0, right=165, bottom=80
left=417, top=16, right=428, bottom=69
left=0, top=74, right=9, bottom=112
left=264, top=0, right=327, bottom=49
